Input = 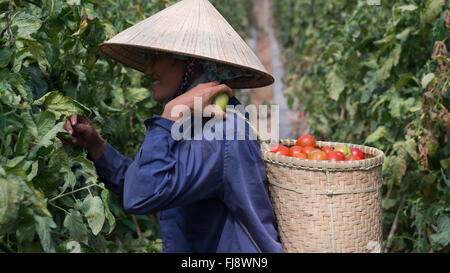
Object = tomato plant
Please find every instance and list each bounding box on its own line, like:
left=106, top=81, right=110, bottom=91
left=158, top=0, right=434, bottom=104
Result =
left=274, top=0, right=450, bottom=252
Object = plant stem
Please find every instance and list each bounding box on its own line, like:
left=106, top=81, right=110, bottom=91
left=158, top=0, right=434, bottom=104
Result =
left=131, top=215, right=142, bottom=240
left=48, top=200, right=70, bottom=214
left=114, top=235, right=124, bottom=253
left=384, top=195, right=406, bottom=253
left=49, top=183, right=97, bottom=202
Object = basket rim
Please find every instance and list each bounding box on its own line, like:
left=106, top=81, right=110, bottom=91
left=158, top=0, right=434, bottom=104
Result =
left=262, top=139, right=385, bottom=171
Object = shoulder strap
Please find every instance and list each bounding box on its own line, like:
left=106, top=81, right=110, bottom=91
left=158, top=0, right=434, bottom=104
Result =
left=218, top=198, right=262, bottom=253
left=232, top=211, right=263, bottom=253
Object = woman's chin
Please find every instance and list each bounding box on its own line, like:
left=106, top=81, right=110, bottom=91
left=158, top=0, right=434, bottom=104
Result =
left=153, top=86, right=176, bottom=102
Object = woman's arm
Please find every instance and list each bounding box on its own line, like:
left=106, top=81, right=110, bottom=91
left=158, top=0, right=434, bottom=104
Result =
left=61, top=114, right=224, bottom=214
left=92, top=142, right=134, bottom=196
left=120, top=115, right=224, bottom=214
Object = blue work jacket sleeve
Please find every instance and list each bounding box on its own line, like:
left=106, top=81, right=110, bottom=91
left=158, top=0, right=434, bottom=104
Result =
left=92, top=115, right=224, bottom=214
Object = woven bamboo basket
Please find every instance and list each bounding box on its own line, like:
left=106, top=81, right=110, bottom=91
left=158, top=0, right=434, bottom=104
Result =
left=261, top=139, right=385, bottom=253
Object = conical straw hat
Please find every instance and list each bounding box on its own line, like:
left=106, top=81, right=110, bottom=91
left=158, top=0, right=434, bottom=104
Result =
left=99, top=0, right=273, bottom=89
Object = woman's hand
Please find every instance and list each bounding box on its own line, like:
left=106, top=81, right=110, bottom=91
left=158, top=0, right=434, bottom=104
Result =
left=161, top=81, right=233, bottom=122
left=60, top=114, right=106, bottom=161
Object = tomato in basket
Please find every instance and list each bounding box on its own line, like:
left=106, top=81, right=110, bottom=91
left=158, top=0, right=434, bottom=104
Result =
left=271, top=144, right=289, bottom=156
left=350, top=148, right=365, bottom=159
left=296, top=135, right=316, bottom=148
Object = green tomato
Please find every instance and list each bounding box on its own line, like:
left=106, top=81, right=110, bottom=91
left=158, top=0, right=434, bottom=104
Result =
left=212, top=92, right=229, bottom=111
left=334, top=145, right=350, bottom=157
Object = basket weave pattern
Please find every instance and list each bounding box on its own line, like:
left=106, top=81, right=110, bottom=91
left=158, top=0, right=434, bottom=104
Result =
left=262, top=140, right=385, bottom=253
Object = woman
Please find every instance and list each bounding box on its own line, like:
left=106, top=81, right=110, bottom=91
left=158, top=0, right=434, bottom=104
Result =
left=62, top=0, right=283, bottom=253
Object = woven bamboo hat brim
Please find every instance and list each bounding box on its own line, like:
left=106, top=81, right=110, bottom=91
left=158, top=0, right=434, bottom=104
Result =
left=99, top=0, right=273, bottom=89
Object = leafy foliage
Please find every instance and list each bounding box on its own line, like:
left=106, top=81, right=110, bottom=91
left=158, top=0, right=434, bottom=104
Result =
left=0, top=0, right=253, bottom=253
left=274, top=0, right=449, bottom=252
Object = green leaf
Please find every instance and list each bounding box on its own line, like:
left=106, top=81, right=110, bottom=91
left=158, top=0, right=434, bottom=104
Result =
left=16, top=208, right=36, bottom=245
left=33, top=91, right=91, bottom=119
left=382, top=198, right=397, bottom=210
left=421, top=73, right=435, bottom=89
left=81, top=195, right=105, bottom=236
left=430, top=214, right=450, bottom=251
left=27, top=161, right=39, bottom=182
left=327, top=70, right=345, bottom=101
left=34, top=121, right=65, bottom=150
left=377, top=45, right=402, bottom=82
left=397, top=4, right=418, bottom=11
left=361, top=72, right=377, bottom=103
left=422, top=0, right=445, bottom=24
left=41, top=0, right=63, bottom=18
left=71, top=156, right=96, bottom=176
left=0, top=175, right=24, bottom=234
left=405, top=138, right=419, bottom=161
left=84, top=3, right=99, bottom=20
left=426, top=140, right=439, bottom=158
left=34, top=215, right=56, bottom=253
left=36, top=111, right=56, bottom=139
left=365, top=126, right=387, bottom=144
left=0, top=48, right=13, bottom=68
left=20, top=110, right=38, bottom=138
left=23, top=40, right=51, bottom=75
left=124, top=87, right=152, bottom=104
left=395, top=28, right=412, bottom=43
left=67, top=0, right=81, bottom=5
left=12, top=48, right=33, bottom=73
left=390, top=155, right=407, bottom=184
left=395, top=73, right=413, bottom=90
left=6, top=156, right=26, bottom=169
left=59, top=167, right=76, bottom=192
left=101, top=189, right=116, bottom=235
left=11, top=12, right=42, bottom=41
left=9, top=72, right=31, bottom=100
left=23, top=65, right=48, bottom=99
left=63, top=210, right=88, bottom=243
left=388, top=95, right=415, bottom=119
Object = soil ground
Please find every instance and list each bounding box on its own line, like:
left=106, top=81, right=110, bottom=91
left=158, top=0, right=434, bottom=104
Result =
left=247, top=0, right=310, bottom=140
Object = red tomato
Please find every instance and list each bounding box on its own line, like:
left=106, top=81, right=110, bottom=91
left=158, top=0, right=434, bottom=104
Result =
left=296, top=135, right=316, bottom=148
left=334, top=151, right=346, bottom=160
left=293, top=152, right=307, bottom=159
left=321, top=146, right=333, bottom=153
left=350, top=148, right=365, bottom=159
left=271, top=144, right=289, bottom=156
left=345, top=155, right=362, bottom=161
left=327, top=151, right=343, bottom=161
left=289, top=146, right=304, bottom=157
left=308, top=150, right=328, bottom=160
left=301, top=146, right=317, bottom=156
left=334, top=145, right=350, bottom=157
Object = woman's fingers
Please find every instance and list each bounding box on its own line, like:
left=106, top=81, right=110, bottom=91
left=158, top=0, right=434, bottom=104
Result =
left=209, top=84, right=233, bottom=98
left=199, top=81, right=220, bottom=88
left=70, top=114, right=78, bottom=126
left=77, top=115, right=91, bottom=125
left=64, top=118, right=74, bottom=135
left=73, top=123, right=91, bottom=137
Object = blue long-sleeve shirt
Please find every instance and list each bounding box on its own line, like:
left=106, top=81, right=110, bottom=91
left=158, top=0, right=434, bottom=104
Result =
left=92, top=77, right=283, bottom=253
